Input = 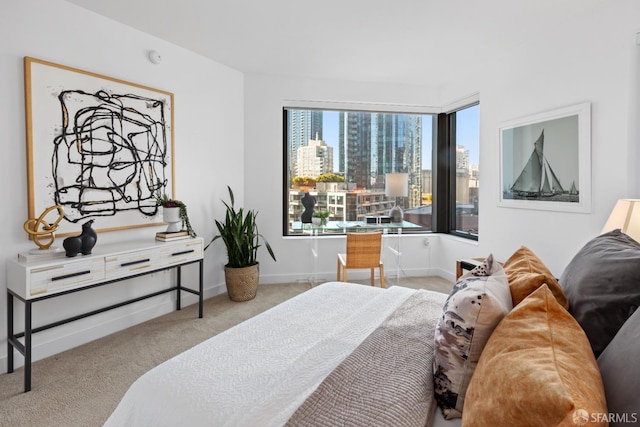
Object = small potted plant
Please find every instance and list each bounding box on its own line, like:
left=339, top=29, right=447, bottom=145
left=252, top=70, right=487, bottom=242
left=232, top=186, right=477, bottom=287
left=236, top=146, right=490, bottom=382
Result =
left=206, top=186, right=276, bottom=301
left=156, top=193, right=196, bottom=237
left=312, top=210, right=330, bottom=226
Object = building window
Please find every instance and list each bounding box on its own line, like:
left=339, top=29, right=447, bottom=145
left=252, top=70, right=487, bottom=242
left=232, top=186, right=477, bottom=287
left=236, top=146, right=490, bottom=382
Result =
left=283, top=104, right=479, bottom=239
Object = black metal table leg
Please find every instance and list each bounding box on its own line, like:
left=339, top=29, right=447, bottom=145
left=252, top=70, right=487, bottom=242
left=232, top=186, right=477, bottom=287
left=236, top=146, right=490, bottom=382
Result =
left=198, top=260, right=204, bottom=319
left=25, top=301, right=32, bottom=392
left=176, top=265, right=182, bottom=311
left=7, top=292, right=13, bottom=374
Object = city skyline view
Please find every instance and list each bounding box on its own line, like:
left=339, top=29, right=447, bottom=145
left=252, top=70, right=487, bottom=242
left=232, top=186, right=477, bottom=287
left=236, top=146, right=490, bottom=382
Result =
left=285, top=105, right=480, bottom=235
left=297, top=106, right=479, bottom=174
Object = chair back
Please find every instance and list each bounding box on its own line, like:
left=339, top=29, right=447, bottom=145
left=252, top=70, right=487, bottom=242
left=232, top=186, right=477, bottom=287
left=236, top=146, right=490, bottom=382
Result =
left=345, top=232, right=382, bottom=269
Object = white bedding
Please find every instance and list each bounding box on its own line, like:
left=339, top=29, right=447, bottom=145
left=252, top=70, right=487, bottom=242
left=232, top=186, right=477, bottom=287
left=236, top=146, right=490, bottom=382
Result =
left=105, top=282, right=450, bottom=427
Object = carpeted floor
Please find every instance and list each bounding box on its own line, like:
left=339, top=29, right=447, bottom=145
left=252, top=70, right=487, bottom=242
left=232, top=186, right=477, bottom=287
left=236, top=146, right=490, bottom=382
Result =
left=0, top=277, right=452, bottom=427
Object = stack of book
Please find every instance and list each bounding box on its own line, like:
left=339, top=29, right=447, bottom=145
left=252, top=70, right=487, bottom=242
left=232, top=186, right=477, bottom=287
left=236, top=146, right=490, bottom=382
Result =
left=155, top=231, right=191, bottom=242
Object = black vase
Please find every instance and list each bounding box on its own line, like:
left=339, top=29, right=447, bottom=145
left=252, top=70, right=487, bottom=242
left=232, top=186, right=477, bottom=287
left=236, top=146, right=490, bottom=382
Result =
left=63, top=236, right=82, bottom=257
left=63, top=220, right=97, bottom=257
left=81, top=220, right=97, bottom=255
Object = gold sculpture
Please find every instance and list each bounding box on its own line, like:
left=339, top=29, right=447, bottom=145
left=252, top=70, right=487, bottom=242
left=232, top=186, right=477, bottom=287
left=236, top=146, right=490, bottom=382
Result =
left=23, top=205, right=65, bottom=250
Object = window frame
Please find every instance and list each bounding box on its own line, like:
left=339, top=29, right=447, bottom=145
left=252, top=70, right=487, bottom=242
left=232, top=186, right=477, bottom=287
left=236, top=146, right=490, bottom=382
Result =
left=281, top=100, right=479, bottom=240
left=438, top=103, right=480, bottom=241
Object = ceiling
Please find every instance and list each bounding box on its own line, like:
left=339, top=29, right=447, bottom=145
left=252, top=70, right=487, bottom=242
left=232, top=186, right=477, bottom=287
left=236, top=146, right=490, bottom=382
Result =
left=64, top=0, right=606, bottom=87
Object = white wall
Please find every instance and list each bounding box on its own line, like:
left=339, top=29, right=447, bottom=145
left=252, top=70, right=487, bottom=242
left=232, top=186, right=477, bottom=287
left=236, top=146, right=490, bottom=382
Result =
left=438, top=0, right=640, bottom=274
left=245, top=0, right=640, bottom=285
left=3, top=0, right=640, bottom=373
left=1, top=0, right=243, bottom=371
left=244, top=75, right=446, bottom=285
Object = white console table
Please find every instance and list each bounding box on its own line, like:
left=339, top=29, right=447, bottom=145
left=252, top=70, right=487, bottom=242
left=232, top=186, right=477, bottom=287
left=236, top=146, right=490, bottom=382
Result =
left=6, top=237, right=204, bottom=392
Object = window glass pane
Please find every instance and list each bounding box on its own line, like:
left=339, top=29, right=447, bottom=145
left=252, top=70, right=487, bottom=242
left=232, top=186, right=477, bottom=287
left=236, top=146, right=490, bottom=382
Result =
left=285, top=109, right=434, bottom=235
left=453, top=104, right=479, bottom=236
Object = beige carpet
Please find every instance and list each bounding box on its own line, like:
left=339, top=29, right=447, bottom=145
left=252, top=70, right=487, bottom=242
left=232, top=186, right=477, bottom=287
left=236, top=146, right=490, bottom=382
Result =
left=0, top=277, right=452, bottom=427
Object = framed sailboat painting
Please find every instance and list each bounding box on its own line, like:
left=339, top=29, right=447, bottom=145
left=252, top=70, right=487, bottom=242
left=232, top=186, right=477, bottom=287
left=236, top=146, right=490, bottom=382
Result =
left=499, top=102, right=591, bottom=213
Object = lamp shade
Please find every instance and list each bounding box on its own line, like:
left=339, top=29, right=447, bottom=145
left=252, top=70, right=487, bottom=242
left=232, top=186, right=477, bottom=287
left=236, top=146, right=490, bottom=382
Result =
left=385, top=173, right=408, bottom=198
left=601, top=199, right=640, bottom=241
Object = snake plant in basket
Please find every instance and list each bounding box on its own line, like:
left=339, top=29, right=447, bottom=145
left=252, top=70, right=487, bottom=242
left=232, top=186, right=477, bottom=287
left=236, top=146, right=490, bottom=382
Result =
left=206, top=186, right=276, bottom=301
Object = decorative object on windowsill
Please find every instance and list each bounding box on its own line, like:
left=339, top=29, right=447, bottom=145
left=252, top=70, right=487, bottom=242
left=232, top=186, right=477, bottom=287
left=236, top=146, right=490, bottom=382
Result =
left=301, top=192, right=316, bottom=223
left=206, top=186, right=276, bottom=302
left=23, top=205, right=66, bottom=253
left=312, top=210, right=330, bottom=226
left=63, top=219, right=97, bottom=257
left=385, top=172, right=409, bottom=224
left=156, top=194, right=197, bottom=237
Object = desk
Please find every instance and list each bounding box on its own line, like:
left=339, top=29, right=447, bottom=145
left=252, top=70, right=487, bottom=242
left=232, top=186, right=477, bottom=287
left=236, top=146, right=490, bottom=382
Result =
left=292, top=220, right=420, bottom=234
left=6, top=237, right=204, bottom=392
left=292, top=221, right=420, bottom=285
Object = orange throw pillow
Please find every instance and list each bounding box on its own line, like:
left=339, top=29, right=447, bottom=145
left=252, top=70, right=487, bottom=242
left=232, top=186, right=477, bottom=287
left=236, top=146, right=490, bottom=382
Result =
left=502, top=246, right=568, bottom=309
left=462, top=285, right=608, bottom=427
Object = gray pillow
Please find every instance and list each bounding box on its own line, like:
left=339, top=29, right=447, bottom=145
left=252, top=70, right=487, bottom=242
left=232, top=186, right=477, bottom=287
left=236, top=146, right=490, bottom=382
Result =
left=597, top=307, right=640, bottom=424
left=559, top=229, right=640, bottom=357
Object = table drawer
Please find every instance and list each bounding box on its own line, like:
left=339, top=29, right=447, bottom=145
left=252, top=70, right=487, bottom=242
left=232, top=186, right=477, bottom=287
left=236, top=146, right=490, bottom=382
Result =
left=159, top=239, right=203, bottom=267
left=105, top=248, right=159, bottom=280
left=29, top=257, right=105, bottom=297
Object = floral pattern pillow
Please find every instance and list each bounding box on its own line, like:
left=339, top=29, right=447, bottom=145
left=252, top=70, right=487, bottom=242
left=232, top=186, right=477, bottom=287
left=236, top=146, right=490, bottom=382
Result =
left=433, top=254, right=512, bottom=419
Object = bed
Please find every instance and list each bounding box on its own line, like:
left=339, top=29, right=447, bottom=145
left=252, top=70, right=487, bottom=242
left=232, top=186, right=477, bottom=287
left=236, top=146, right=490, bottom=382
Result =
left=105, top=281, right=458, bottom=427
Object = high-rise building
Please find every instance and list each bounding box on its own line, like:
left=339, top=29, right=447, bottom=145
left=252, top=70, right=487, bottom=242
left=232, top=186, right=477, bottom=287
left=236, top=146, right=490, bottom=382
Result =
left=456, top=144, right=470, bottom=171
left=338, top=112, right=422, bottom=209
left=339, top=112, right=372, bottom=187
left=287, top=110, right=323, bottom=180
left=296, top=134, right=333, bottom=177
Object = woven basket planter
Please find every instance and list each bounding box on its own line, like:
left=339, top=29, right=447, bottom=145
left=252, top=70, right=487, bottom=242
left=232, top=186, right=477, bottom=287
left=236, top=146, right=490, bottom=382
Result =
left=224, top=263, right=259, bottom=302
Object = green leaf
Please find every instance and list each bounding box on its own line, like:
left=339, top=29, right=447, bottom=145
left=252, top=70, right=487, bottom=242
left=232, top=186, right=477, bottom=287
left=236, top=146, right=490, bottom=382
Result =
left=206, top=187, right=276, bottom=267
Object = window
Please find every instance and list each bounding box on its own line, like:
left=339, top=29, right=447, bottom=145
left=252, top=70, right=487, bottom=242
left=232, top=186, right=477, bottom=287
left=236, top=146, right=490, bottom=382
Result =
left=283, top=104, right=479, bottom=239
left=451, top=104, right=480, bottom=238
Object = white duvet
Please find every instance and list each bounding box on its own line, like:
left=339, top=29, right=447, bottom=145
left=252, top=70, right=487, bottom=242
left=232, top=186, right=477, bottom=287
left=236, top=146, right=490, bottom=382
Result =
left=105, top=282, right=423, bottom=427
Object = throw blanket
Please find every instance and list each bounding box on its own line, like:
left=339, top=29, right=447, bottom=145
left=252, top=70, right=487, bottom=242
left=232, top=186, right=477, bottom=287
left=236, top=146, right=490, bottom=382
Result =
left=287, top=290, right=444, bottom=427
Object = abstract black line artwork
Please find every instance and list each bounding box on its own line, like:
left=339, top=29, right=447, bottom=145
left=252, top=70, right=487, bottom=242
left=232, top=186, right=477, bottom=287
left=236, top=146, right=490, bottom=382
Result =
left=53, top=90, right=167, bottom=219
left=25, top=57, right=174, bottom=236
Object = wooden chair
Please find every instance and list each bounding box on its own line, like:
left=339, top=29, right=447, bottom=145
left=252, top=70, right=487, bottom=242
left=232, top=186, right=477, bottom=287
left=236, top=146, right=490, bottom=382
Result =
left=337, top=232, right=385, bottom=288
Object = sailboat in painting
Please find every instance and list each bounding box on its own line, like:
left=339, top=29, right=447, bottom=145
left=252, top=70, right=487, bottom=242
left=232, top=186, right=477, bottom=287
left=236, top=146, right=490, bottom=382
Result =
left=569, top=180, right=578, bottom=195
left=506, top=130, right=578, bottom=202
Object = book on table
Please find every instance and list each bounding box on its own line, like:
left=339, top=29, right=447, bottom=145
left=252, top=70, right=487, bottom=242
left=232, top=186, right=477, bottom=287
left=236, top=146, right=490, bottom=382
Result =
left=156, top=230, right=188, bottom=238
left=155, top=231, right=191, bottom=242
left=156, top=236, right=191, bottom=242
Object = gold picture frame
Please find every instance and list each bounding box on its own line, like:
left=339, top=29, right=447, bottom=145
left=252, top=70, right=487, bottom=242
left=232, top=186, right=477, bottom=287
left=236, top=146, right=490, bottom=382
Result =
left=24, top=57, right=175, bottom=236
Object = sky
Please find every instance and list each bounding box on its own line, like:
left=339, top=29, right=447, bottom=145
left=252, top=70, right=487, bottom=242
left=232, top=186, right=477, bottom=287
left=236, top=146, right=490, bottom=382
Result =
left=320, top=105, right=479, bottom=172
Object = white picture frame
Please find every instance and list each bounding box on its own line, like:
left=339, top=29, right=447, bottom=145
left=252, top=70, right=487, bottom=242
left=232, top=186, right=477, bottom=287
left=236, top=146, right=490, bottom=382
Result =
left=498, top=102, right=591, bottom=213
